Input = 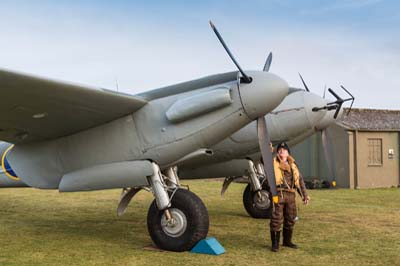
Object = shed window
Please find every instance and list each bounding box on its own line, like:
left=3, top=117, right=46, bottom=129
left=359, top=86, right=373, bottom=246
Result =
left=368, top=138, right=382, bottom=166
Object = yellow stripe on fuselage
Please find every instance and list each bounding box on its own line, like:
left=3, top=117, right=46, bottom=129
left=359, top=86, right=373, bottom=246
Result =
left=1, top=144, right=20, bottom=181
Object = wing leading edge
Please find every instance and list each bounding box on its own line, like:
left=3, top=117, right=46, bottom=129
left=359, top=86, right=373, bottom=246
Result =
left=0, top=69, right=147, bottom=144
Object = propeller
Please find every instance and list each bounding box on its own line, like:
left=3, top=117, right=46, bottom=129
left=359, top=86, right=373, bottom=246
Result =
left=210, top=21, right=278, bottom=203
left=296, top=71, right=355, bottom=121
left=318, top=86, right=354, bottom=186
left=312, top=86, right=355, bottom=119
left=313, top=85, right=354, bottom=186
left=327, top=86, right=354, bottom=118
left=296, top=75, right=354, bottom=118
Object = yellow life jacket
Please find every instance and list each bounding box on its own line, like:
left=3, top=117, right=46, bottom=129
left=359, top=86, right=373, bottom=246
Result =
left=273, top=155, right=300, bottom=188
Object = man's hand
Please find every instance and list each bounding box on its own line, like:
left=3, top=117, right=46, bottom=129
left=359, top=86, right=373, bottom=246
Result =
left=303, top=196, right=310, bottom=205
left=269, top=142, right=274, bottom=153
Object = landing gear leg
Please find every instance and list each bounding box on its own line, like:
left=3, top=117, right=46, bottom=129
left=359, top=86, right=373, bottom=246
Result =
left=147, top=163, right=209, bottom=251
left=243, top=160, right=271, bottom=219
left=164, top=166, right=180, bottom=188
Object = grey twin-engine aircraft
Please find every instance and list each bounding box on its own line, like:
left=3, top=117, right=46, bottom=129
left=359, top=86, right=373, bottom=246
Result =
left=114, top=83, right=347, bottom=219
left=0, top=22, right=352, bottom=251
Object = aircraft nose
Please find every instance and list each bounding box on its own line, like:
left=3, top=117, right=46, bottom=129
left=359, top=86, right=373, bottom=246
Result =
left=304, top=92, right=327, bottom=127
left=239, top=71, right=289, bottom=120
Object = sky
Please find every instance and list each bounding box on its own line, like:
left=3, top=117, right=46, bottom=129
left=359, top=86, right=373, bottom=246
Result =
left=0, top=0, right=399, bottom=109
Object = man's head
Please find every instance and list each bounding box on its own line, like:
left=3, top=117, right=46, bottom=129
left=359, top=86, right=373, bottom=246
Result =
left=276, top=142, right=290, bottom=161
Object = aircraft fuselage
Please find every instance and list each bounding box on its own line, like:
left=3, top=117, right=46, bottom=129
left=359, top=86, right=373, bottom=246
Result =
left=4, top=71, right=288, bottom=189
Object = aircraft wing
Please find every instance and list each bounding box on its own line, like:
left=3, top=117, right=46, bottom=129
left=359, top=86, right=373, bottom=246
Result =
left=0, top=69, right=147, bottom=144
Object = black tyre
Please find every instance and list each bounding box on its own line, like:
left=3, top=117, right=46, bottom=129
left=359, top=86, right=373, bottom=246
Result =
left=147, top=189, right=209, bottom=252
left=243, top=184, right=272, bottom=219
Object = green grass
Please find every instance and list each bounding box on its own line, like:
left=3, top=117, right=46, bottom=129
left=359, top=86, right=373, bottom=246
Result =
left=0, top=180, right=399, bottom=266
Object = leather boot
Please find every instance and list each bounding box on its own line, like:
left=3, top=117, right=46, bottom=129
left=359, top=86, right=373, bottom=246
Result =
left=270, top=231, right=280, bottom=252
left=282, top=228, right=298, bottom=249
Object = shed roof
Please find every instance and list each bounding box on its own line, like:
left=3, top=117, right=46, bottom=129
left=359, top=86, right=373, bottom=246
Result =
left=338, top=108, right=400, bottom=131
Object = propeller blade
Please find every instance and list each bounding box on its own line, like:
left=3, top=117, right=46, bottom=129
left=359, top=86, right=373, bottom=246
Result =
left=298, top=73, right=310, bottom=92
left=209, top=21, right=252, bottom=83
left=323, top=84, right=327, bottom=99
left=327, top=88, right=344, bottom=119
left=333, top=105, right=343, bottom=119
left=340, top=85, right=355, bottom=115
left=263, top=52, right=273, bottom=72
left=327, top=88, right=342, bottom=101
left=117, top=187, right=142, bottom=216
left=257, top=116, right=278, bottom=202
left=321, top=129, right=336, bottom=183
left=221, top=176, right=237, bottom=196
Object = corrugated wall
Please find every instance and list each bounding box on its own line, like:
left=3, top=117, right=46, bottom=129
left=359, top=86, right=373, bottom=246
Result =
left=291, top=124, right=350, bottom=188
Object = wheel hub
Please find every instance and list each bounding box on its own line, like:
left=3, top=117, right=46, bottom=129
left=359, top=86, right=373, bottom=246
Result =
left=253, top=190, right=270, bottom=209
left=161, top=208, right=187, bottom=237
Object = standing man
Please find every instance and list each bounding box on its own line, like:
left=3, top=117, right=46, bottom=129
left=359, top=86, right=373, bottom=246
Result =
left=270, top=142, right=310, bottom=252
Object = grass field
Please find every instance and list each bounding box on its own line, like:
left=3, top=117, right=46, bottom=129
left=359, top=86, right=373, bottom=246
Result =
left=0, top=180, right=399, bottom=266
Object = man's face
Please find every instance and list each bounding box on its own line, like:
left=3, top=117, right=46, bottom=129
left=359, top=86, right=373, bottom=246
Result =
left=277, top=148, right=289, bottom=161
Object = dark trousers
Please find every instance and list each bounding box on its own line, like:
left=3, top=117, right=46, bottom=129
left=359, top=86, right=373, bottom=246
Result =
left=270, top=190, right=297, bottom=232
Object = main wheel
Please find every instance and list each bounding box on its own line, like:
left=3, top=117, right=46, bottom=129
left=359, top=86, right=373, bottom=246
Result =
left=243, top=184, right=272, bottom=219
left=147, top=189, right=209, bottom=252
